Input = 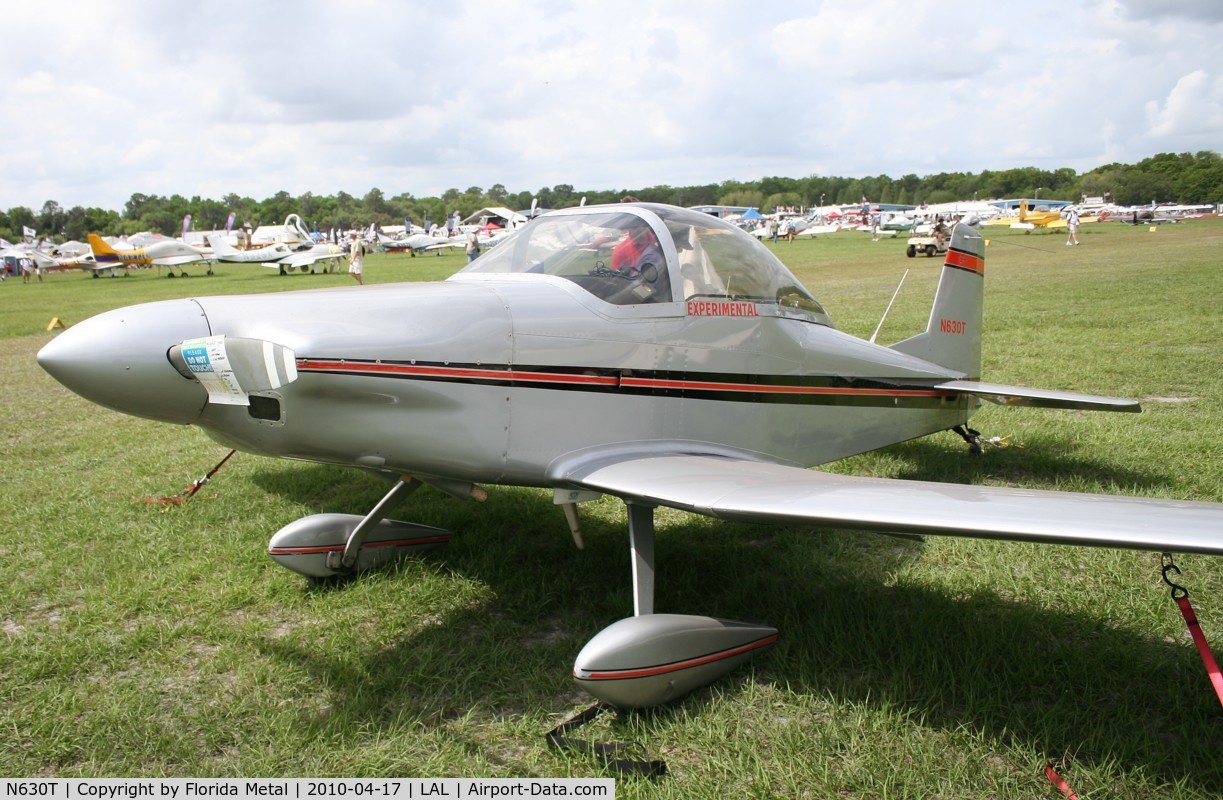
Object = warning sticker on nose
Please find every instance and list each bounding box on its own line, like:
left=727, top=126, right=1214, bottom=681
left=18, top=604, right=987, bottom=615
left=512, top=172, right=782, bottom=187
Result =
left=179, top=336, right=248, bottom=405
left=176, top=335, right=299, bottom=406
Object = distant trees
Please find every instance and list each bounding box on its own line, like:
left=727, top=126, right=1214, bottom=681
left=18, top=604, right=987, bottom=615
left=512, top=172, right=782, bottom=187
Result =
left=1080, top=152, right=1223, bottom=206
left=2, top=152, right=1219, bottom=242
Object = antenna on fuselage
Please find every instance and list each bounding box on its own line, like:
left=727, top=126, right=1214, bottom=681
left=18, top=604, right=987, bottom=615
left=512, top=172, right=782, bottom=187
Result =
left=869, top=268, right=910, bottom=344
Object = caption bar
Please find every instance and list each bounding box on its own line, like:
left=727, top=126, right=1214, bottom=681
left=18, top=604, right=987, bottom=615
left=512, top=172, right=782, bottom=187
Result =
left=2, top=780, right=614, bottom=800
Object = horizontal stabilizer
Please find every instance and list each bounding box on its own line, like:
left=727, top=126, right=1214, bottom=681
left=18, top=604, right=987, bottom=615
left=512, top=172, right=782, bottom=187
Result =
left=937, top=380, right=1140, bottom=412
left=560, top=454, right=1223, bottom=555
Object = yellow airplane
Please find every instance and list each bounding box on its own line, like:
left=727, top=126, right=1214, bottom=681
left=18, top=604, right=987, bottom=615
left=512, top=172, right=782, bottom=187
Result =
left=983, top=200, right=1099, bottom=231
left=983, top=199, right=1063, bottom=230
left=88, top=233, right=212, bottom=275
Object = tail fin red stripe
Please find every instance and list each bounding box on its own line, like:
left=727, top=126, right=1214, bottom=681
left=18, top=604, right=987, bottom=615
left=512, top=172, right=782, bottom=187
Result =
left=945, top=248, right=984, bottom=274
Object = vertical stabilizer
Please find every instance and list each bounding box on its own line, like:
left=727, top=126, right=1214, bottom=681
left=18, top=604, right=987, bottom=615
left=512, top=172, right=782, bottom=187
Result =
left=206, top=233, right=238, bottom=256
left=890, top=223, right=984, bottom=378
left=87, top=233, right=120, bottom=259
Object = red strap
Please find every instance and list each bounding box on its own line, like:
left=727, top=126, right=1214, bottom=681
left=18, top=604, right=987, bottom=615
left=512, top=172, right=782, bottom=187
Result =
left=1043, top=762, right=1079, bottom=799
left=1173, top=594, right=1223, bottom=708
left=137, top=449, right=237, bottom=506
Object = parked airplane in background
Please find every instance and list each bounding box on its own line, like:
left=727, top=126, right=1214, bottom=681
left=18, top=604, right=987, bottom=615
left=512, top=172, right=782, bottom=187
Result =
left=381, top=225, right=514, bottom=256
left=206, top=234, right=294, bottom=264
left=41, top=203, right=1223, bottom=710
left=381, top=231, right=464, bottom=255
left=204, top=232, right=346, bottom=275
left=24, top=247, right=107, bottom=275
left=982, top=199, right=1096, bottom=231
left=1105, top=204, right=1209, bottom=225
left=265, top=241, right=347, bottom=274
left=87, top=234, right=213, bottom=277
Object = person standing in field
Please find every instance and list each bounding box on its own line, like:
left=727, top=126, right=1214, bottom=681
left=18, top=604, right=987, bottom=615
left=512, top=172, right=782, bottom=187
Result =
left=348, top=234, right=365, bottom=284
left=465, top=230, right=481, bottom=263
left=1065, top=207, right=1081, bottom=246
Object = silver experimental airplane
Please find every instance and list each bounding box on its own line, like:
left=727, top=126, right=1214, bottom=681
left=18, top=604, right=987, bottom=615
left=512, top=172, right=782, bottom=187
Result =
left=38, top=203, right=1223, bottom=709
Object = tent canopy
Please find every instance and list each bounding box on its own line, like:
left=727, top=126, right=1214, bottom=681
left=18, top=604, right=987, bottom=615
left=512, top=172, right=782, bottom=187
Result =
left=460, top=206, right=527, bottom=227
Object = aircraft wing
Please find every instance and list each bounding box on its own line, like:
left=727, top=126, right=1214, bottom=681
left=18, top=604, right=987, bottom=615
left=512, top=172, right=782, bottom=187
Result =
left=152, top=255, right=211, bottom=267
left=558, top=454, right=1223, bottom=555
left=273, top=246, right=344, bottom=269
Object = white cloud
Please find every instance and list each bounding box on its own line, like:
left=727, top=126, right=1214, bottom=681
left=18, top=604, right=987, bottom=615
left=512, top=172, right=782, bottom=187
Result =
left=1145, top=70, right=1223, bottom=139
left=772, top=2, right=1013, bottom=83
left=1, top=0, right=1220, bottom=212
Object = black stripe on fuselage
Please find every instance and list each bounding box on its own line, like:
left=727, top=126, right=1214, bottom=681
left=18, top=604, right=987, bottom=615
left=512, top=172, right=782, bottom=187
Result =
left=296, top=358, right=960, bottom=409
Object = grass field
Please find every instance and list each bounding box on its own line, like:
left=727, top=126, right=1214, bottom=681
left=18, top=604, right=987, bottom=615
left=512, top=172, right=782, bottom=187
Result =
left=2, top=220, right=1221, bottom=797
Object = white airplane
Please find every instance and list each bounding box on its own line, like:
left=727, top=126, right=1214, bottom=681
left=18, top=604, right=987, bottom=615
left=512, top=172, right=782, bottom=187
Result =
left=266, top=242, right=348, bottom=274
left=25, top=247, right=102, bottom=274
left=793, top=222, right=841, bottom=238
left=87, top=234, right=213, bottom=277
left=39, top=203, right=1223, bottom=711
left=0, top=244, right=103, bottom=276
left=383, top=232, right=464, bottom=255
left=205, top=232, right=345, bottom=275
left=206, top=234, right=295, bottom=263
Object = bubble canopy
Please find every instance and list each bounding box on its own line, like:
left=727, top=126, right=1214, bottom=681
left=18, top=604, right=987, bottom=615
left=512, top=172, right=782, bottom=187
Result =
left=456, top=203, right=831, bottom=325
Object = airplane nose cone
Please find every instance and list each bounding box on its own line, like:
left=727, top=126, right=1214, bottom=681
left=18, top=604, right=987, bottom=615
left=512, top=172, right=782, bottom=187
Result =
left=38, top=298, right=211, bottom=424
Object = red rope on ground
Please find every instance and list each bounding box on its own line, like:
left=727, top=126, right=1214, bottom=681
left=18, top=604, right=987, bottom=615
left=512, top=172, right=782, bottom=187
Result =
left=137, top=450, right=237, bottom=506
left=1043, top=762, right=1080, bottom=799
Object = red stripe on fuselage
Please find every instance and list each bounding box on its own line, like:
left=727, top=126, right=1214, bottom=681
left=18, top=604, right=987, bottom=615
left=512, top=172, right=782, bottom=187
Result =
left=621, top=376, right=947, bottom=397
left=296, top=359, right=957, bottom=402
left=297, top=359, right=618, bottom=387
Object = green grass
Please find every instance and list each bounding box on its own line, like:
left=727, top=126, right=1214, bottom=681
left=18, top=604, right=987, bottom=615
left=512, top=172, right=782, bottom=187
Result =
left=2, top=221, right=1221, bottom=796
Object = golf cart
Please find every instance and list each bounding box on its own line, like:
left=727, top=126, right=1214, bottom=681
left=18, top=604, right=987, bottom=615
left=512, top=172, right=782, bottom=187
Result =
left=906, top=234, right=947, bottom=258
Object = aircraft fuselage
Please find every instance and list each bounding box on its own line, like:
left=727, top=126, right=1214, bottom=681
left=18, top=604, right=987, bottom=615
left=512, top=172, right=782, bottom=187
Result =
left=41, top=275, right=973, bottom=488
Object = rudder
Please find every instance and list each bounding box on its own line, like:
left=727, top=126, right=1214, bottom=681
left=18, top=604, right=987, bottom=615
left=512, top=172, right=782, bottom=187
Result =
left=87, top=233, right=119, bottom=258
left=206, top=233, right=238, bottom=255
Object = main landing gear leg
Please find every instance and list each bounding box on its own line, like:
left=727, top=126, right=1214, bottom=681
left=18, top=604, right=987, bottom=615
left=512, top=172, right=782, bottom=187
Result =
left=550, top=502, right=668, bottom=775
left=570, top=500, right=778, bottom=709
left=627, top=502, right=656, bottom=617
left=329, top=476, right=424, bottom=572
left=266, top=475, right=449, bottom=581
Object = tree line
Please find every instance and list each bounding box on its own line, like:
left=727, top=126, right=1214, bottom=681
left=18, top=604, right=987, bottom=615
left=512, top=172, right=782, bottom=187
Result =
left=4, top=151, right=1220, bottom=243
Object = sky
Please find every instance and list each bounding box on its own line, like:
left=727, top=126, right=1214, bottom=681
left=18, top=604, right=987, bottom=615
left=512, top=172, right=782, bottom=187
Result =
left=4, top=0, right=1222, bottom=213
